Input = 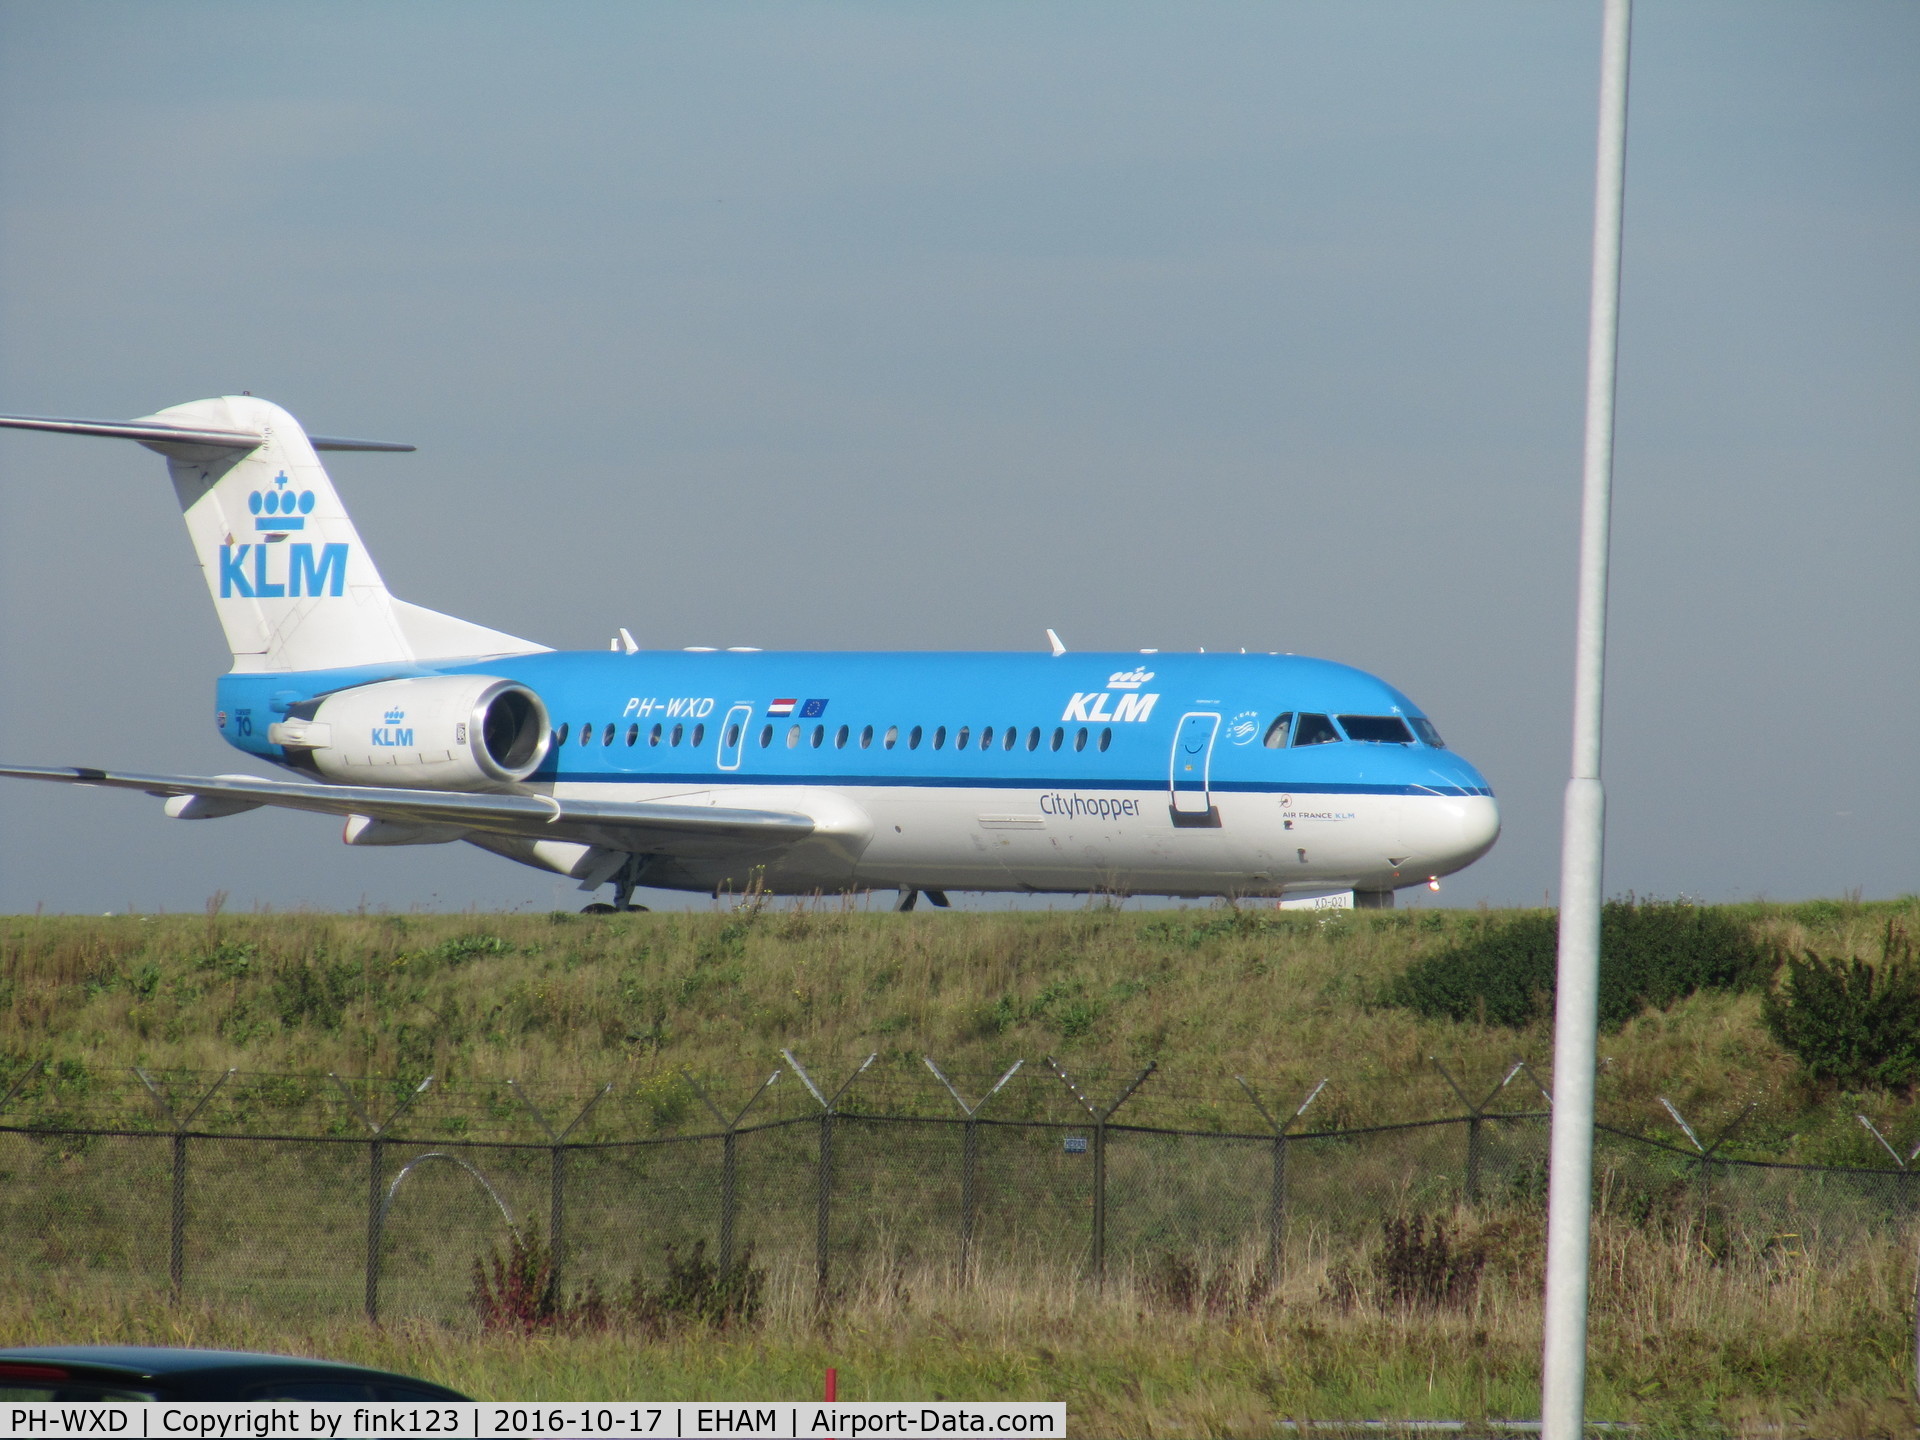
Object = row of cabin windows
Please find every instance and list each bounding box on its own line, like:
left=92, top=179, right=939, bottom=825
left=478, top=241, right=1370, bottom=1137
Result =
left=548, top=712, right=1441, bottom=757
left=1262, top=713, right=1445, bottom=749
left=549, top=721, right=1115, bottom=755
left=764, top=723, right=1112, bottom=754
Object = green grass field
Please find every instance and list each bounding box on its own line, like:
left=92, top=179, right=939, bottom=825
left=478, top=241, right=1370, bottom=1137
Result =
left=6, top=900, right=1920, bottom=1437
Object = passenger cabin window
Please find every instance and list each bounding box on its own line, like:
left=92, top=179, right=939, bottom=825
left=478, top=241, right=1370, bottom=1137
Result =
left=1293, top=713, right=1340, bottom=747
left=555, top=724, right=570, bottom=746
left=626, top=724, right=639, bottom=746
left=1050, top=727, right=1064, bottom=751
left=602, top=723, right=615, bottom=746
left=980, top=726, right=993, bottom=750
left=835, top=725, right=849, bottom=748
left=932, top=726, right=947, bottom=750
left=580, top=724, right=592, bottom=747
left=811, top=724, right=825, bottom=748
left=1074, top=727, right=1088, bottom=752
left=670, top=723, right=684, bottom=746
left=909, top=726, right=923, bottom=749
left=760, top=724, right=773, bottom=747
left=692, top=723, right=705, bottom=747
left=955, top=726, right=969, bottom=749
left=861, top=725, right=874, bottom=749
left=787, top=725, right=801, bottom=748
left=725, top=723, right=741, bottom=748
left=1098, top=727, right=1112, bottom=752
left=649, top=724, right=663, bottom=746
left=1263, top=713, right=1293, bottom=749
left=1411, top=717, right=1446, bottom=748
left=1003, top=728, right=1017, bottom=751
left=885, top=726, right=899, bottom=749
left=1027, top=727, right=1041, bottom=751
left=1338, top=715, right=1415, bottom=744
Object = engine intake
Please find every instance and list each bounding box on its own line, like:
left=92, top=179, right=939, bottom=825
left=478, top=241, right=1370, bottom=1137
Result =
left=269, top=675, right=550, bottom=790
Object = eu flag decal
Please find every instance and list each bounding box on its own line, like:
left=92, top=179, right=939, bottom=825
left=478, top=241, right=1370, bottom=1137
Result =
left=798, top=698, right=829, bottom=718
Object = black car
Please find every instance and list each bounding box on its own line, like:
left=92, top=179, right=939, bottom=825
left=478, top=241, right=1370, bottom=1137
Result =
left=0, top=1347, right=469, bottom=1402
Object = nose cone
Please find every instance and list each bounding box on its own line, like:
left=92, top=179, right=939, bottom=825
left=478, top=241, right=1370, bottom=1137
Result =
left=1411, top=755, right=1501, bottom=877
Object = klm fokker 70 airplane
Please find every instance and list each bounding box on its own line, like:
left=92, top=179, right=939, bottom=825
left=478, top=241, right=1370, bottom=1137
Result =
left=0, top=396, right=1498, bottom=911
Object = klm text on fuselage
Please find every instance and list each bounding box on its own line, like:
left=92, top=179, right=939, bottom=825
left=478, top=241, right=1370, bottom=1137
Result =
left=218, top=542, right=348, bottom=598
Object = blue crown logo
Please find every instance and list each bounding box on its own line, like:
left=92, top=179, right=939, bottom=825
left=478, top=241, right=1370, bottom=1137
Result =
left=384, top=707, right=406, bottom=724
left=249, top=471, right=316, bottom=531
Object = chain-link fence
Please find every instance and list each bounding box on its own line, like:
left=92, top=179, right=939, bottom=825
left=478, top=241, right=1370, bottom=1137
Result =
left=3, top=1057, right=1913, bottom=1323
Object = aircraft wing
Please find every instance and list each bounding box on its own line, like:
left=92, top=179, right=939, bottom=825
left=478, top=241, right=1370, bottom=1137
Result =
left=0, top=764, right=814, bottom=859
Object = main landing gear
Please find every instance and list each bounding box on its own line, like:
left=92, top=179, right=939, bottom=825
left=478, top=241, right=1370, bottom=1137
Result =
left=581, top=854, right=652, bottom=915
left=893, top=889, right=952, bottom=912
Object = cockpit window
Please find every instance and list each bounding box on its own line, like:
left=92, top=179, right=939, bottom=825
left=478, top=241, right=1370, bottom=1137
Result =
left=1338, top=715, right=1415, bottom=744
left=1263, top=713, right=1293, bottom=749
left=1411, top=717, right=1445, bottom=748
left=1292, top=713, right=1340, bottom=747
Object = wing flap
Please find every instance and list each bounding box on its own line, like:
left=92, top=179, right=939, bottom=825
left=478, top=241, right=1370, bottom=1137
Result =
left=0, top=765, right=813, bottom=859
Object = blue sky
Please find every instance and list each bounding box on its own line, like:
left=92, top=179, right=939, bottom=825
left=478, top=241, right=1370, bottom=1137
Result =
left=1, top=2, right=1915, bottom=912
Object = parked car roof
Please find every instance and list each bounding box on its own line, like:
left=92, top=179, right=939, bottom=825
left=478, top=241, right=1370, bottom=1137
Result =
left=0, top=1348, right=468, bottom=1401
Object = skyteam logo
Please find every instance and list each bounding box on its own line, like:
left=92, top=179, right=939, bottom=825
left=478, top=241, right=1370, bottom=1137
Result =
left=1225, top=709, right=1262, bottom=745
left=249, top=471, right=316, bottom=531
left=372, top=708, right=412, bottom=748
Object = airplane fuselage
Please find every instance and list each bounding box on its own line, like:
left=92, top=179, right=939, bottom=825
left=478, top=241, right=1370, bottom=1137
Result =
left=215, top=647, right=1499, bottom=899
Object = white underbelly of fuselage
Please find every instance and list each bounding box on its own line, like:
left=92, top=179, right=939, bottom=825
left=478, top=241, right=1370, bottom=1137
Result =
left=545, top=779, right=1499, bottom=897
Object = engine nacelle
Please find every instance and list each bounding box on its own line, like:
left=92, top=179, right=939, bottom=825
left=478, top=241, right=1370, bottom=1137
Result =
left=268, top=675, right=550, bottom=790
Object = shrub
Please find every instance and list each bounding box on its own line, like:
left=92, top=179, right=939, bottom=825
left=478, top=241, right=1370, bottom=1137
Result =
left=1322, top=1214, right=1487, bottom=1311
left=630, top=1240, right=765, bottom=1334
left=1764, top=925, right=1920, bottom=1091
left=1385, top=899, right=1772, bottom=1030
left=469, top=1226, right=608, bottom=1333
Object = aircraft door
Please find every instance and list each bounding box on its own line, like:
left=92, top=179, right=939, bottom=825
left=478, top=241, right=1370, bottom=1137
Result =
left=717, top=705, right=753, bottom=771
left=1168, top=711, right=1221, bottom=825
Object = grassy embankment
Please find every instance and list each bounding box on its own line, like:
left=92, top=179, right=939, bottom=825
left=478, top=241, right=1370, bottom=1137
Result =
left=5, top=901, right=1920, bottom=1436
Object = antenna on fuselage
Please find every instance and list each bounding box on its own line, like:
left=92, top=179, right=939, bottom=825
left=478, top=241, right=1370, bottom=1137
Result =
left=1045, top=628, right=1066, bottom=656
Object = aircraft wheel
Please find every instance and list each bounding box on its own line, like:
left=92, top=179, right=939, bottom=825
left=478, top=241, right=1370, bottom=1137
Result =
left=581, top=902, right=618, bottom=915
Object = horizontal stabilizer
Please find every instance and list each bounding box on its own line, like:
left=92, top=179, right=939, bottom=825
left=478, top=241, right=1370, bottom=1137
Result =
left=0, top=413, right=413, bottom=452
left=0, top=764, right=815, bottom=860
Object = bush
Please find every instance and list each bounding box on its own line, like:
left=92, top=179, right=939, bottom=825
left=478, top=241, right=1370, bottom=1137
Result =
left=1322, top=1214, right=1487, bottom=1311
left=1384, top=899, right=1772, bottom=1030
left=469, top=1226, right=607, bottom=1333
left=1764, top=925, right=1920, bottom=1091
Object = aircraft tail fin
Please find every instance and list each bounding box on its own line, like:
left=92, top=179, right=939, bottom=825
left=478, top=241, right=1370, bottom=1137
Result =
left=0, top=395, right=546, bottom=674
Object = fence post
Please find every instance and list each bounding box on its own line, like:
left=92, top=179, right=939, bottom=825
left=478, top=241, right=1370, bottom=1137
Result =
left=1659, top=1096, right=1754, bottom=1230
left=685, top=1068, right=782, bottom=1280
left=1047, top=1059, right=1154, bottom=1288
left=925, top=1057, right=1023, bottom=1282
left=1235, top=1076, right=1327, bottom=1280
left=1431, top=1059, right=1532, bottom=1205
left=134, top=1067, right=233, bottom=1305
left=783, top=1051, right=876, bottom=1314
left=332, top=1073, right=433, bottom=1324
left=510, top=1080, right=611, bottom=1297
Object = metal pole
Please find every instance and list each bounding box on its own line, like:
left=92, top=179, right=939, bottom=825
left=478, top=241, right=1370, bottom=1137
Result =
left=1268, top=1132, right=1286, bottom=1279
left=365, top=1136, right=385, bottom=1323
left=1467, top=1114, right=1484, bottom=1205
left=1542, top=2, right=1632, bottom=1436
left=549, top=1144, right=566, bottom=1297
left=1091, top=1117, right=1107, bottom=1288
left=961, top=1117, right=979, bottom=1280
left=816, top=1111, right=833, bottom=1310
left=169, top=1132, right=188, bottom=1301
left=720, top=1129, right=738, bottom=1280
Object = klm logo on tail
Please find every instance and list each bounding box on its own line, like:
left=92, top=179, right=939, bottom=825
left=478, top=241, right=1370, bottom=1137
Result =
left=218, top=542, right=347, bottom=598
left=250, top=472, right=314, bottom=531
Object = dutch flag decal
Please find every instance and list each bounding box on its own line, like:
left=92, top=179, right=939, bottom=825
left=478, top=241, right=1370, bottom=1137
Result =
left=769, top=698, right=797, bottom=717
